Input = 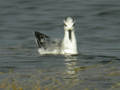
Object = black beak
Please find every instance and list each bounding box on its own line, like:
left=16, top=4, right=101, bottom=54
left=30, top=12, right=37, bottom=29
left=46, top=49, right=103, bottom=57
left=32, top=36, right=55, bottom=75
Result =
left=68, top=30, right=72, bottom=40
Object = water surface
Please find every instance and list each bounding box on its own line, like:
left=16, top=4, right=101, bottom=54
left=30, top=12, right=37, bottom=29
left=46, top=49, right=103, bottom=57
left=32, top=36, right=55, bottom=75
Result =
left=0, top=0, right=120, bottom=90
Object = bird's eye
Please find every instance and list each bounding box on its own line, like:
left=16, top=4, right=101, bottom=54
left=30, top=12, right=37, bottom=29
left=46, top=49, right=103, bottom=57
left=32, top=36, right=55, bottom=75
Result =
left=64, top=24, right=67, bottom=26
left=73, top=23, right=75, bottom=26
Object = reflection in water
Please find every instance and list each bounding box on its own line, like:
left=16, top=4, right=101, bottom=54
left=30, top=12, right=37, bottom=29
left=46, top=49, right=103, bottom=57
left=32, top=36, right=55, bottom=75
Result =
left=64, top=56, right=79, bottom=79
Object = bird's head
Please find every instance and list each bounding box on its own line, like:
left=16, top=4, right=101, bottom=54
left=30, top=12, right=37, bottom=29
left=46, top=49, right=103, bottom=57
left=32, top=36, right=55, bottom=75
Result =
left=64, top=17, right=75, bottom=31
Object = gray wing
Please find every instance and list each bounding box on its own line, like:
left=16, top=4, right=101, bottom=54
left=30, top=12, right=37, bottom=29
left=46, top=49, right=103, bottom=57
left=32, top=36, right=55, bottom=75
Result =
left=34, top=31, right=62, bottom=53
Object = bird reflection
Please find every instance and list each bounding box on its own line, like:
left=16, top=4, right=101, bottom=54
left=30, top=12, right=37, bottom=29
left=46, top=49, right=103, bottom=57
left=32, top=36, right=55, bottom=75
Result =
left=64, top=55, right=79, bottom=79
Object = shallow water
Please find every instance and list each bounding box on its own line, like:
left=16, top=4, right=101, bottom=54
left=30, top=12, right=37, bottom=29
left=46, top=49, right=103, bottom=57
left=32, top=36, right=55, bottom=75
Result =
left=0, top=0, right=120, bottom=90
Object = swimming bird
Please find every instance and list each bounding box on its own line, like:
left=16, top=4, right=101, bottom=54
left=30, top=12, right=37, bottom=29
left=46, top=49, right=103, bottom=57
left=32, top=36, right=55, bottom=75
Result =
left=34, top=17, right=78, bottom=55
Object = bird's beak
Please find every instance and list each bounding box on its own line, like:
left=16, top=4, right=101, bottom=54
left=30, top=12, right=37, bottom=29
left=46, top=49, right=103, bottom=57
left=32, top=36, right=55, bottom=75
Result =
left=68, top=30, right=72, bottom=40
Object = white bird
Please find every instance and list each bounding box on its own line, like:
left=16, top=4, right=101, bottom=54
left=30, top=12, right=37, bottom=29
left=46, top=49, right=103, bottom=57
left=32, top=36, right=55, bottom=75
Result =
left=34, top=17, right=78, bottom=55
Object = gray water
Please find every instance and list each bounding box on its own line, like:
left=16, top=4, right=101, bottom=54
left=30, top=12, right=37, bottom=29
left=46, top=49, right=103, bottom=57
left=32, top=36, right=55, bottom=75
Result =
left=0, top=0, right=120, bottom=90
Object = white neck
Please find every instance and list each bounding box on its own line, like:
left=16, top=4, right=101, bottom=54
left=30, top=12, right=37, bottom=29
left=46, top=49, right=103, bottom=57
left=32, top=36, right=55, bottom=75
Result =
left=62, top=29, right=78, bottom=55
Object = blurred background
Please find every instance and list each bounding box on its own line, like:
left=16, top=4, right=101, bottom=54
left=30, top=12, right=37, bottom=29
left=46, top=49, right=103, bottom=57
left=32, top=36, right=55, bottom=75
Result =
left=0, top=0, right=120, bottom=90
